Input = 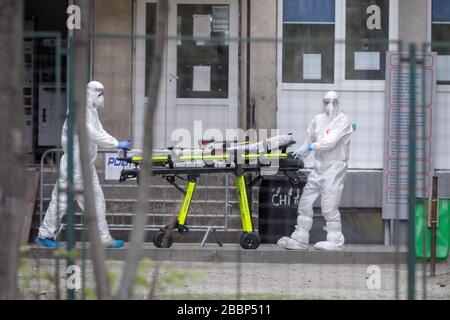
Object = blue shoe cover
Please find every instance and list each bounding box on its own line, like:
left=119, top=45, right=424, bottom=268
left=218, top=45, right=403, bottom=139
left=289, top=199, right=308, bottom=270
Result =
left=106, top=240, right=124, bottom=248
left=35, top=237, right=62, bottom=248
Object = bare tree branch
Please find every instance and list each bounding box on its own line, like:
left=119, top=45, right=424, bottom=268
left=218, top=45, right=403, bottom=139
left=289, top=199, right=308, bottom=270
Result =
left=0, top=0, right=25, bottom=300
left=73, top=0, right=110, bottom=299
left=115, top=0, right=169, bottom=299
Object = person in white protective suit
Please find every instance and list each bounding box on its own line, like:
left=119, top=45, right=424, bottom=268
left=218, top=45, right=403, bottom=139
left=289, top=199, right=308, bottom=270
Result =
left=36, top=81, right=131, bottom=248
left=277, top=91, right=353, bottom=251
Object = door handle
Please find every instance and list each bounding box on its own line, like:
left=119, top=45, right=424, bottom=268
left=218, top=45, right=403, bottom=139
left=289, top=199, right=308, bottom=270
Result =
left=169, top=73, right=179, bottom=79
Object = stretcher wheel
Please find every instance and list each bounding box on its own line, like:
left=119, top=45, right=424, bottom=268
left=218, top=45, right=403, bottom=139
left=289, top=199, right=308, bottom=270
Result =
left=153, top=231, right=173, bottom=248
left=178, top=225, right=189, bottom=234
left=240, top=232, right=260, bottom=250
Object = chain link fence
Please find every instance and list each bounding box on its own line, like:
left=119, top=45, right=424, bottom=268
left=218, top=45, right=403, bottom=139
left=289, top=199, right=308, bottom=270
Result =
left=17, top=2, right=450, bottom=301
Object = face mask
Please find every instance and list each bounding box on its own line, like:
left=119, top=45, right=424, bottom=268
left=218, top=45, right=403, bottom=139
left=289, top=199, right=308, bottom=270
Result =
left=94, top=94, right=104, bottom=108
left=324, top=102, right=335, bottom=117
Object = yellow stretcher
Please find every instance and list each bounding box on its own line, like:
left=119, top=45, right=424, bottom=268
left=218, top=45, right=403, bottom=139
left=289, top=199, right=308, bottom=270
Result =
left=117, top=134, right=304, bottom=249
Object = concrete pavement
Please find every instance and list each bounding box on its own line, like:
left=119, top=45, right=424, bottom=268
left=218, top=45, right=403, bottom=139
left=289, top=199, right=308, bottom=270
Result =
left=24, top=243, right=409, bottom=265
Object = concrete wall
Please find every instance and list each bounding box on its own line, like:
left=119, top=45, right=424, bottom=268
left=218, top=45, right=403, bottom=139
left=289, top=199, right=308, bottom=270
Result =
left=249, top=0, right=277, bottom=131
left=67, top=0, right=433, bottom=147
left=92, top=0, right=133, bottom=141
left=337, top=171, right=450, bottom=208
left=398, top=0, right=429, bottom=46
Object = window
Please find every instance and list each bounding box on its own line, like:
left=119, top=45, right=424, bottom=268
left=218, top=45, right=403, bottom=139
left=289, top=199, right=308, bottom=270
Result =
left=282, top=0, right=335, bottom=83
left=432, top=0, right=450, bottom=85
left=345, top=0, right=389, bottom=80
left=176, top=4, right=229, bottom=98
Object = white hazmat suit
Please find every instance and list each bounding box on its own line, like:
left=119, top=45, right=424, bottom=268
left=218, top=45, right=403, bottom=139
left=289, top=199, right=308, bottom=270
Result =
left=277, top=91, right=353, bottom=251
left=37, top=81, right=123, bottom=246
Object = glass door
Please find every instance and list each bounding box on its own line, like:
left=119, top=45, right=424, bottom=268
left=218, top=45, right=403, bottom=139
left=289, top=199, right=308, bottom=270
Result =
left=166, top=0, right=238, bottom=147
left=134, top=0, right=168, bottom=148
left=134, top=0, right=238, bottom=148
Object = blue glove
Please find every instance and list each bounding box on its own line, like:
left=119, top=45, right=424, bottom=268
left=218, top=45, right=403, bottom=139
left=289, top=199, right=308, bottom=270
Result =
left=118, top=140, right=131, bottom=150
left=307, top=143, right=314, bottom=152
left=352, top=123, right=357, bottom=131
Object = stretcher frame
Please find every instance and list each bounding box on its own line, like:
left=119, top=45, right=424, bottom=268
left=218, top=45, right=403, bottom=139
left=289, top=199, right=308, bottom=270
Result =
left=118, top=146, right=304, bottom=249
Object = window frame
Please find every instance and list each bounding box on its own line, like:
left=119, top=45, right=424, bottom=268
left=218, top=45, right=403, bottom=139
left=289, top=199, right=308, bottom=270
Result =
left=282, top=21, right=336, bottom=84
left=277, top=0, right=399, bottom=92
left=428, top=0, right=450, bottom=92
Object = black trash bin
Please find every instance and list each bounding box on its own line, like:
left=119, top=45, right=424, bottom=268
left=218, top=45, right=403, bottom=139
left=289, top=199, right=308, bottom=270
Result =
left=258, top=174, right=306, bottom=244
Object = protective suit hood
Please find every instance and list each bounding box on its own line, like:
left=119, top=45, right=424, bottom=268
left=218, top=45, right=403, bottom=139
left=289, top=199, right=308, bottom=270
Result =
left=323, top=91, right=340, bottom=118
left=86, top=80, right=105, bottom=109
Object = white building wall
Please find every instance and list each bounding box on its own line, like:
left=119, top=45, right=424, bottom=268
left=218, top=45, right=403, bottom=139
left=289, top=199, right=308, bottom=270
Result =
left=278, top=89, right=386, bottom=169
left=435, top=91, right=450, bottom=169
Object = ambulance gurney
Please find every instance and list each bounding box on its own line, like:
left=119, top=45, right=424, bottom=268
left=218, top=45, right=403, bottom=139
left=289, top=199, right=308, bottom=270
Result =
left=117, top=134, right=304, bottom=249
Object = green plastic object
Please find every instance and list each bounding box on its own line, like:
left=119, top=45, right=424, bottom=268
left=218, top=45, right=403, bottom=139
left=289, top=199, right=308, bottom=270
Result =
left=415, top=198, right=450, bottom=260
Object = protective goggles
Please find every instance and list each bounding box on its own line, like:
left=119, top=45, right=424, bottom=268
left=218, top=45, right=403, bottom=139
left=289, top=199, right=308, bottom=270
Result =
left=323, top=99, right=338, bottom=106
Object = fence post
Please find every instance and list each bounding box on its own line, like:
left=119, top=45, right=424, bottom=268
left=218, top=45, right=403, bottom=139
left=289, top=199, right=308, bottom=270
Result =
left=65, top=36, right=76, bottom=300
left=430, top=176, right=438, bottom=277
left=408, top=43, right=417, bottom=301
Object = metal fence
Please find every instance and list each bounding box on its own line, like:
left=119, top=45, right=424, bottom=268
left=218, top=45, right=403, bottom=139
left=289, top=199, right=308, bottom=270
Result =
left=19, top=15, right=450, bottom=301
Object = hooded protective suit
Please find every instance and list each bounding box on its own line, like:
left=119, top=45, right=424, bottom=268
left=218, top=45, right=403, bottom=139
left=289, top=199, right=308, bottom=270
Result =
left=38, top=81, right=121, bottom=245
left=277, top=91, right=353, bottom=251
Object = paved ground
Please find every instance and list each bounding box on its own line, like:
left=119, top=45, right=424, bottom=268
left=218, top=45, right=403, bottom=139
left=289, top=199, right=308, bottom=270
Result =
left=24, top=243, right=409, bottom=264
left=18, top=244, right=450, bottom=300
